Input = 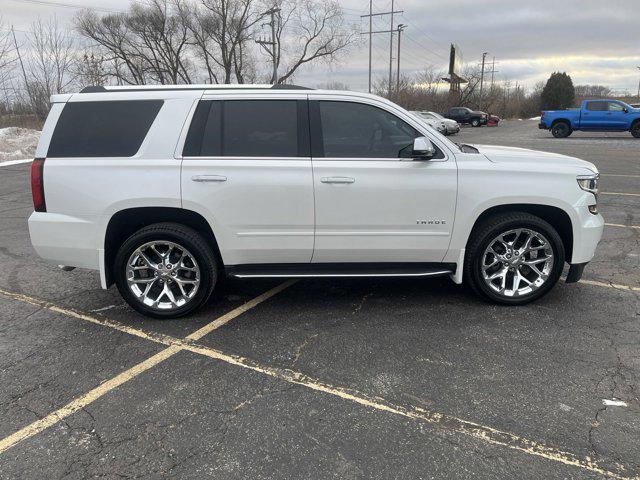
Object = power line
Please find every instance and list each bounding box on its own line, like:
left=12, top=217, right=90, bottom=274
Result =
left=6, top=0, right=122, bottom=13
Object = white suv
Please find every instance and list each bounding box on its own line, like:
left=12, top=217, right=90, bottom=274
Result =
left=29, top=85, right=603, bottom=318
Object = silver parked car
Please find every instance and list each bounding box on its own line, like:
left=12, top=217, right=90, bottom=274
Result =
left=412, top=111, right=460, bottom=135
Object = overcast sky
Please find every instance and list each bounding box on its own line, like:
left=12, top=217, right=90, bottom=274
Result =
left=3, top=0, right=640, bottom=93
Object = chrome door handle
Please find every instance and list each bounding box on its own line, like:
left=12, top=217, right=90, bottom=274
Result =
left=191, top=175, right=227, bottom=182
left=320, top=177, right=355, bottom=184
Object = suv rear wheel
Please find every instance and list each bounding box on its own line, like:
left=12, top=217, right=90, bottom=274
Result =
left=464, top=213, right=565, bottom=305
left=471, top=118, right=481, bottom=127
left=114, top=223, right=217, bottom=319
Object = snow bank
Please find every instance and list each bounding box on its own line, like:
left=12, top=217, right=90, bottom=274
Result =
left=0, top=127, right=40, bottom=163
left=528, top=116, right=541, bottom=121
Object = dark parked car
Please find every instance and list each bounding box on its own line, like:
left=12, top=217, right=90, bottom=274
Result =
left=443, top=107, right=488, bottom=127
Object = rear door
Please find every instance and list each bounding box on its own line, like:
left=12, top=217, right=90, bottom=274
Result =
left=581, top=101, right=609, bottom=130
left=180, top=93, right=314, bottom=266
left=309, top=96, right=458, bottom=264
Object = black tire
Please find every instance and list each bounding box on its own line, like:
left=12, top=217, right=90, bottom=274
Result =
left=471, top=119, right=481, bottom=127
left=464, top=212, right=565, bottom=305
left=114, top=222, right=217, bottom=319
left=631, top=121, right=640, bottom=138
left=551, top=121, right=572, bottom=138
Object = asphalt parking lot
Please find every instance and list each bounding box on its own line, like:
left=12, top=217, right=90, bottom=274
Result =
left=0, top=120, right=638, bottom=479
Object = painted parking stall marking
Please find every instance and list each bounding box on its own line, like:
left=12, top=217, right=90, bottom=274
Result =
left=0, top=281, right=295, bottom=455
left=0, top=287, right=639, bottom=479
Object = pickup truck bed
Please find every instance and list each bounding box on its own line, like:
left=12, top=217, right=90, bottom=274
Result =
left=539, top=99, right=640, bottom=138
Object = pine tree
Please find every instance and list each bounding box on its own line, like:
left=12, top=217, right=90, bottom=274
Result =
left=540, top=72, right=575, bottom=110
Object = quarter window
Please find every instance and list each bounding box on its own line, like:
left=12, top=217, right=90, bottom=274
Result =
left=48, top=100, right=163, bottom=157
left=317, top=101, right=421, bottom=158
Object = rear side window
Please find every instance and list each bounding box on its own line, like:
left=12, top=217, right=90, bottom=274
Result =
left=586, top=101, right=608, bottom=111
left=183, top=99, right=307, bottom=157
left=47, top=100, right=163, bottom=157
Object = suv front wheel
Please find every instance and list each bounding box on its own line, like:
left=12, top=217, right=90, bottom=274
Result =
left=464, top=213, right=565, bottom=305
left=114, top=223, right=217, bottom=319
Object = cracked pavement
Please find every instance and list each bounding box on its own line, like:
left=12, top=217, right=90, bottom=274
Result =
left=0, top=121, right=638, bottom=479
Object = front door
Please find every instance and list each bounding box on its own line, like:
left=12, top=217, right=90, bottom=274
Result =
left=309, top=98, right=457, bottom=264
left=181, top=97, right=314, bottom=265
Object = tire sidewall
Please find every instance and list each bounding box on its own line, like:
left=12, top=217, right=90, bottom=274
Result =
left=552, top=122, right=570, bottom=138
left=469, top=217, right=565, bottom=305
left=471, top=119, right=480, bottom=127
left=114, top=228, right=216, bottom=319
left=631, top=122, right=640, bottom=138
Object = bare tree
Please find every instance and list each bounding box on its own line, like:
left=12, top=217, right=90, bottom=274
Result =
left=265, top=0, right=356, bottom=84
left=181, top=0, right=261, bottom=84
left=26, top=18, right=75, bottom=118
left=0, top=18, right=17, bottom=107
left=76, top=0, right=193, bottom=85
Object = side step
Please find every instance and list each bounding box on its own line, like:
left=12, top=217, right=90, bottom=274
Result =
left=225, top=263, right=456, bottom=279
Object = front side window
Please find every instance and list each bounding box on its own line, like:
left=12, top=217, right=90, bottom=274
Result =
left=48, top=100, right=163, bottom=157
left=608, top=102, right=625, bottom=112
left=183, top=99, right=302, bottom=157
left=318, top=101, right=420, bottom=158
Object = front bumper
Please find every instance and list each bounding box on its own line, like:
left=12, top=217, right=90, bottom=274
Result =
left=571, top=205, right=604, bottom=264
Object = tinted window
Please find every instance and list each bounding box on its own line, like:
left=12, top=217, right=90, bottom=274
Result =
left=318, top=101, right=420, bottom=158
left=183, top=101, right=222, bottom=156
left=224, top=100, right=298, bottom=157
left=183, top=100, right=301, bottom=157
left=586, top=101, right=608, bottom=111
left=48, top=100, right=162, bottom=157
left=608, top=102, right=624, bottom=112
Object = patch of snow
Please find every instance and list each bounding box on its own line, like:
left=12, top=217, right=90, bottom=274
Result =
left=529, top=116, right=541, bottom=121
left=0, top=127, right=40, bottom=163
left=602, top=399, right=627, bottom=407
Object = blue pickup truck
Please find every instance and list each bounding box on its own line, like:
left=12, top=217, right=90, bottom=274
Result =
left=539, top=99, right=640, bottom=138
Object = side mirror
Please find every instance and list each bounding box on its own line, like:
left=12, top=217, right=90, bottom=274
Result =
left=623, top=108, right=629, bottom=113
left=412, top=136, right=436, bottom=159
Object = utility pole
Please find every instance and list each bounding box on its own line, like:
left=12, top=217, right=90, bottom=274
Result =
left=256, top=7, right=281, bottom=84
left=490, top=56, right=496, bottom=88
left=637, top=66, right=640, bottom=100
left=388, top=0, right=395, bottom=96
left=478, top=52, right=488, bottom=111
left=368, top=0, right=372, bottom=93
left=360, top=5, right=404, bottom=94
left=396, top=24, right=406, bottom=94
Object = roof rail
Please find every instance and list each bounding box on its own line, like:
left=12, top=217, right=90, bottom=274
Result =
left=79, top=84, right=313, bottom=93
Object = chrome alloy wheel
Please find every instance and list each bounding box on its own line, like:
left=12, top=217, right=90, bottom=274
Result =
left=126, top=241, right=200, bottom=311
left=481, top=228, right=554, bottom=298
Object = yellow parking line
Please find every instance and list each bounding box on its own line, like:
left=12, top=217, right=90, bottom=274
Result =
left=579, top=279, right=640, bottom=293
left=600, top=191, right=640, bottom=197
left=0, top=282, right=294, bottom=455
left=0, top=288, right=637, bottom=478
left=605, top=223, right=640, bottom=230
left=0, top=346, right=181, bottom=455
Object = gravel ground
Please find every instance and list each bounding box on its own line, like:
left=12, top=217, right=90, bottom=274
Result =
left=0, top=120, right=638, bottom=479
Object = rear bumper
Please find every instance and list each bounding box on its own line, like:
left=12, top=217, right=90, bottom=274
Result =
left=28, top=212, right=101, bottom=270
left=538, top=123, right=548, bottom=130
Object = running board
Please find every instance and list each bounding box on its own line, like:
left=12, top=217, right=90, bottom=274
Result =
left=225, top=263, right=456, bottom=279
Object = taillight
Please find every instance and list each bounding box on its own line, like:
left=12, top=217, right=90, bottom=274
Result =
left=31, top=158, right=46, bottom=212
left=540, top=111, right=545, bottom=120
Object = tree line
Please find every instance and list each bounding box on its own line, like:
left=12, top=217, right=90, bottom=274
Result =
left=0, top=0, right=356, bottom=121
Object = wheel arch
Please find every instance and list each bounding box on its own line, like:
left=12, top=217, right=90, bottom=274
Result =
left=103, top=207, right=223, bottom=288
left=467, top=204, right=573, bottom=262
left=550, top=118, right=571, bottom=127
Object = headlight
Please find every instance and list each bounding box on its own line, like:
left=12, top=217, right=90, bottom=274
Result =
left=577, top=174, right=599, bottom=196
